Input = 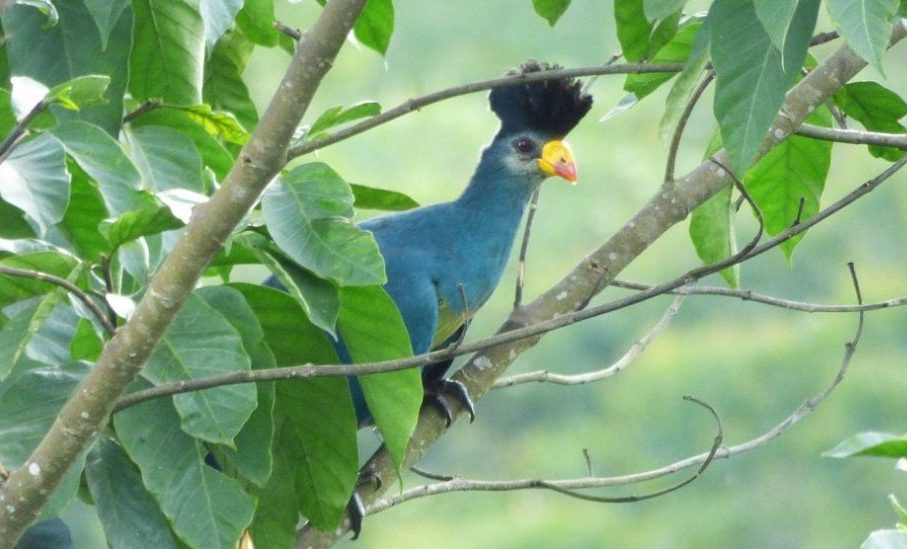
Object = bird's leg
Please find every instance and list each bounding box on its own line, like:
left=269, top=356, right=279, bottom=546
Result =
left=345, top=468, right=381, bottom=540
left=423, top=324, right=476, bottom=426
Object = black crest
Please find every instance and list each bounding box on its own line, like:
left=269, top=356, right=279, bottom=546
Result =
left=489, top=60, right=593, bottom=138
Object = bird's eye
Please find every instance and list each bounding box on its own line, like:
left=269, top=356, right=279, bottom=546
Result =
left=513, top=138, right=533, bottom=154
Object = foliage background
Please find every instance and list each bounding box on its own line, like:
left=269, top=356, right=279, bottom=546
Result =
left=57, top=0, right=907, bottom=547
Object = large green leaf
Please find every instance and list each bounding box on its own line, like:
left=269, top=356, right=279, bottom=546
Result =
left=128, top=107, right=235, bottom=180
left=197, top=286, right=276, bottom=488
left=689, top=186, right=738, bottom=287
left=126, top=125, right=204, bottom=193
left=235, top=0, right=279, bottom=47
left=624, top=20, right=701, bottom=98
left=240, top=233, right=340, bottom=336
left=305, top=102, right=381, bottom=143
left=229, top=283, right=358, bottom=533
left=354, top=0, right=394, bottom=55
left=248, top=421, right=301, bottom=549
left=835, top=81, right=907, bottom=161
left=615, top=0, right=679, bottom=61
left=129, top=0, right=204, bottom=105
left=824, top=431, right=907, bottom=459
left=0, top=362, right=91, bottom=517
left=115, top=383, right=256, bottom=549
left=0, top=300, right=71, bottom=380
left=753, top=0, right=799, bottom=51
left=710, top=0, right=814, bottom=173
left=0, top=134, right=69, bottom=234
left=200, top=0, right=243, bottom=48
left=658, top=16, right=710, bottom=144
left=85, top=435, right=178, bottom=549
left=0, top=0, right=131, bottom=135
left=47, top=121, right=143, bottom=215
left=262, top=163, right=386, bottom=287
left=142, top=292, right=256, bottom=445
left=643, top=0, right=686, bottom=21
left=826, top=0, right=899, bottom=73
left=204, top=29, right=258, bottom=131
left=744, top=106, right=833, bottom=259
left=338, top=285, right=420, bottom=476
left=532, top=0, right=573, bottom=26
left=350, top=183, right=419, bottom=211
left=178, top=104, right=249, bottom=145
left=46, top=75, right=110, bottom=112
left=102, top=204, right=184, bottom=250
left=58, top=162, right=111, bottom=260
left=0, top=252, right=79, bottom=311
left=83, top=0, right=130, bottom=49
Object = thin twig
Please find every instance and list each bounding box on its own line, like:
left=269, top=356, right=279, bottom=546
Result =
left=796, top=123, right=907, bottom=150
left=0, top=265, right=116, bottom=336
left=494, top=294, right=685, bottom=389
left=366, top=396, right=721, bottom=511
left=0, top=98, right=46, bottom=161
left=514, top=188, right=541, bottom=309
left=114, top=156, right=907, bottom=412
left=664, top=72, right=714, bottom=185
left=609, top=278, right=907, bottom=314
left=809, top=30, right=840, bottom=47
left=582, top=51, right=623, bottom=94
left=122, top=100, right=162, bottom=124
left=274, top=21, right=303, bottom=41
left=287, top=63, right=685, bottom=159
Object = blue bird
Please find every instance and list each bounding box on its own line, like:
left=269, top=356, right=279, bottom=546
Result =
left=351, top=60, right=592, bottom=422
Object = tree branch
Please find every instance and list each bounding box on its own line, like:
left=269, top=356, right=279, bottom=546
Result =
left=664, top=72, right=714, bottom=184
left=796, top=123, right=907, bottom=150
left=295, top=24, right=907, bottom=546
left=0, top=98, right=46, bottom=163
left=0, top=265, right=116, bottom=336
left=493, top=294, right=685, bottom=389
left=0, top=0, right=368, bottom=543
left=287, top=63, right=685, bottom=159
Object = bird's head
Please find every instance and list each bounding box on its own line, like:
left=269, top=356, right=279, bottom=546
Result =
left=489, top=61, right=593, bottom=184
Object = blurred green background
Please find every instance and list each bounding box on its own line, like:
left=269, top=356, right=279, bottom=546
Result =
left=66, top=1, right=907, bottom=547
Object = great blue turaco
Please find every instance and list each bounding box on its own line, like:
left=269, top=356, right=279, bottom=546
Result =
left=302, top=60, right=592, bottom=537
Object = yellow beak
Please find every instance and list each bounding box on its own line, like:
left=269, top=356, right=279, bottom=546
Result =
left=537, top=140, right=578, bottom=183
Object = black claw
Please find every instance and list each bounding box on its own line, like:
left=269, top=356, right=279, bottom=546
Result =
left=357, top=469, right=382, bottom=491
left=424, top=378, right=476, bottom=426
left=347, top=492, right=365, bottom=540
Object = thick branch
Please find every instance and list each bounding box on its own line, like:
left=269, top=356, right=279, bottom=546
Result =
left=296, top=23, right=907, bottom=546
left=0, top=0, right=368, bottom=543
left=796, top=123, right=907, bottom=149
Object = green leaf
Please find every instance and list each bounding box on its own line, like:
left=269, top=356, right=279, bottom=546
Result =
left=643, top=0, right=686, bottom=22
left=835, top=81, right=907, bottom=161
left=200, top=0, right=243, bottom=48
left=142, top=292, right=256, bottom=445
left=12, top=0, right=58, bottom=26
left=129, top=0, right=204, bottom=105
left=128, top=107, right=235, bottom=180
left=305, top=102, right=381, bottom=142
left=532, top=0, right=573, bottom=26
left=83, top=0, right=130, bottom=49
left=615, top=0, right=679, bottom=61
left=0, top=134, right=69, bottom=234
left=338, top=285, right=420, bottom=476
left=238, top=233, right=341, bottom=336
left=690, top=186, right=738, bottom=287
left=58, top=162, right=111, bottom=260
left=710, top=0, right=800, bottom=173
left=826, top=0, right=899, bottom=73
left=204, top=28, right=258, bottom=131
left=102, top=204, right=184, bottom=249
left=197, top=285, right=276, bottom=488
left=248, top=421, right=300, bottom=549
left=658, top=18, right=710, bottom=144
left=1, top=0, right=131, bottom=135
left=0, top=252, right=78, bottom=310
left=824, top=431, right=907, bottom=459
left=350, top=183, right=419, bottom=211
left=115, top=382, right=256, bottom=549
left=743, top=106, right=833, bottom=259
left=624, top=20, right=701, bottom=98
left=126, top=125, right=204, bottom=193
left=262, top=162, right=387, bottom=286
left=861, top=530, right=907, bottom=549
left=179, top=104, right=249, bottom=144
left=46, top=75, right=110, bottom=111
left=0, top=362, right=91, bottom=517
left=235, top=0, right=279, bottom=47
left=47, top=121, right=144, bottom=215
left=354, top=0, right=394, bottom=55
left=753, top=0, right=798, bottom=51
left=0, top=88, right=16, bottom=136
left=70, top=318, right=102, bottom=362
left=85, top=435, right=178, bottom=549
